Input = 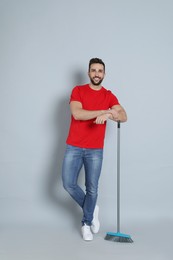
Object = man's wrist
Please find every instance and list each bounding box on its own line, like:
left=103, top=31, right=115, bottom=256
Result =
left=101, top=109, right=112, bottom=115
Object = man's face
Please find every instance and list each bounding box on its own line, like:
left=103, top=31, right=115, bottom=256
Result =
left=88, top=63, right=105, bottom=86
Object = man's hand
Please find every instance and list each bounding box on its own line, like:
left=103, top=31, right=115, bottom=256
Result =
left=94, top=109, right=120, bottom=124
left=94, top=114, right=110, bottom=124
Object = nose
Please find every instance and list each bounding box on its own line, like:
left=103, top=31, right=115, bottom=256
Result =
left=95, top=70, right=99, bottom=76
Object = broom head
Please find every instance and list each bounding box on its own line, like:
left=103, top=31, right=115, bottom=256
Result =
left=105, top=232, right=133, bottom=243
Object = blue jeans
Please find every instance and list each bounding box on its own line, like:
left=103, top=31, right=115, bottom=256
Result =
left=62, top=145, right=103, bottom=226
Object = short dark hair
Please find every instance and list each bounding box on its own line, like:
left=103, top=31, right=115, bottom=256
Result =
left=88, top=58, right=105, bottom=72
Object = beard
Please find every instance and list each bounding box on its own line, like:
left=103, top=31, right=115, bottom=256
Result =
left=90, top=77, right=103, bottom=86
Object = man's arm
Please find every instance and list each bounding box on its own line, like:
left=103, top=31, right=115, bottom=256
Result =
left=70, top=101, right=113, bottom=121
left=95, top=105, right=127, bottom=124
left=109, top=105, right=127, bottom=122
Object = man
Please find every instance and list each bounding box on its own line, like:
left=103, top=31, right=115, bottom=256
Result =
left=62, top=58, right=127, bottom=241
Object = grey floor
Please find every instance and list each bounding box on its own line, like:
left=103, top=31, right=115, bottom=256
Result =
left=0, top=218, right=172, bottom=260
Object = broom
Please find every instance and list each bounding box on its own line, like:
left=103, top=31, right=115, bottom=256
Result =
left=105, top=121, right=133, bottom=243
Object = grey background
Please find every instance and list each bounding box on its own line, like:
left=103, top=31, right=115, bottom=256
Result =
left=0, top=0, right=173, bottom=259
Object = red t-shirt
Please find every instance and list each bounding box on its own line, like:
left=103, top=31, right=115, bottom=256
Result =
left=66, top=84, right=119, bottom=148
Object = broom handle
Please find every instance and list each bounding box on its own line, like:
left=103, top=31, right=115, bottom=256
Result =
left=117, top=121, right=121, bottom=233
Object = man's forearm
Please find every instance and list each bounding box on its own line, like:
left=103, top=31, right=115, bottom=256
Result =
left=108, top=109, right=127, bottom=122
left=72, top=108, right=112, bottom=121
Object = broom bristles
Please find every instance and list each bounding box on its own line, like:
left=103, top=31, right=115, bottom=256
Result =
left=105, top=232, right=133, bottom=243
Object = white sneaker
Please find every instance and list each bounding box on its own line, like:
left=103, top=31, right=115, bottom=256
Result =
left=81, top=224, right=93, bottom=241
left=91, top=205, right=100, bottom=234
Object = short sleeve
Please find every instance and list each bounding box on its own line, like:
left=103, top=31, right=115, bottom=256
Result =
left=108, top=91, right=120, bottom=107
left=69, top=86, right=82, bottom=103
